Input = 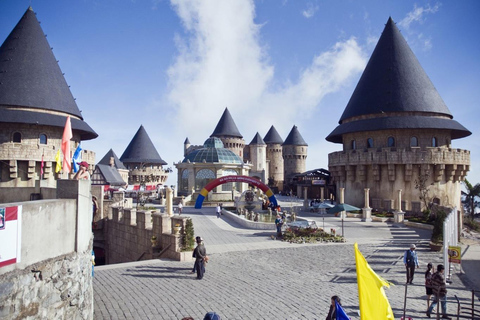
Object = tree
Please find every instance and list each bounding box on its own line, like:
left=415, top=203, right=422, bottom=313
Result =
left=462, top=179, right=480, bottom=219
left=414, top=169, right=434, bottom=214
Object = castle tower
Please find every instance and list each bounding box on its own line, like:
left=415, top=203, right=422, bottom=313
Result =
left=120, top=125, right=168, bottom=186
left=326, top=17, right=471, bottom=212
left=0, top=7, right=97, bottom=189
left=282, top=125, right=308, bottom=192
left=248, top=132, right=267, bottom=182
left=184, top=137, right=191, bottom=157
left=210, top=108, right=245, bottom=158
left=264, top=125, right=284, bottom=191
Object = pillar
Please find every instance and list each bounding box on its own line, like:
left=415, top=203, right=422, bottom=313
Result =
left=362, top=188, right=372, bottom=222
left=303, top=187, right=309, bottom=208
left=394, top=189, right=405, bottom=226
left=320, top=187, right=325, bottom=202
left=166, top=186, right=174, bottom=217
left=339, top=187, right=346, bottom=219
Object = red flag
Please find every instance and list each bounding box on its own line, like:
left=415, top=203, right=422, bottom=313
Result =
left=61, top=116, right=73, bottom=173
left=40, top=153, right=44, bottom=178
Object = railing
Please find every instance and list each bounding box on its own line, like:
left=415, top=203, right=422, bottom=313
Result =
left=454, top=291, right=480, bottom=319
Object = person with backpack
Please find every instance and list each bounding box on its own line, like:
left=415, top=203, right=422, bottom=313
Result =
left=403, top=244, right=419, bottom=284
left=426, top=264, right=450, bottom=319
left=425, top=263, right=435, bottom=309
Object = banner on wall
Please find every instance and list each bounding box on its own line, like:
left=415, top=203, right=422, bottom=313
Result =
left=0, top=206, right=22, bottom=268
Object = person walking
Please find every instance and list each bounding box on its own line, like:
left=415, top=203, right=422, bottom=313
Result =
left=425, top=263, right=435, bottom=309
left=325, top=295, right=341, bottom=320
left=193, top=236, right=207, bottom=280
left=426, top=264, right=450, bottom=319
left=275, top=214, right=283, bottom=238
left=403, top=244, right=419, bottom=284
left=178, top=202, right=183, bottom=215
left=216, top=204, right=221, bottom=218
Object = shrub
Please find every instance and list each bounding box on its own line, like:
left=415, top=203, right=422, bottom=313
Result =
left=181, top=218, right=195, bottom=251
left=431, top=210, right=447, bottom=243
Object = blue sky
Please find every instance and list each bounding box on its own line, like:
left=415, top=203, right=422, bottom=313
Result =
left=1, top=0, right=479, bottom=187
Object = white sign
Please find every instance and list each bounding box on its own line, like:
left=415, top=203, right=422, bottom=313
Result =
left=0, top=206, right=22, bottom=268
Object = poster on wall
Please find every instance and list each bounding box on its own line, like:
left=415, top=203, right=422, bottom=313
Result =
left=0, top=206, right=22, bottom=268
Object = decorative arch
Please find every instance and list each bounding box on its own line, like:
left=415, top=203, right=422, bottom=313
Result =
left=195, top=175, right=278, bottom=209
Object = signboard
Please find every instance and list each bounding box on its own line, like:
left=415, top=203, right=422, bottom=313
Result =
left=0, top=206, right=22, bottom=268
left=312, top=179, right=326, bottom=185
left=448, top=246, right=461, bottom=264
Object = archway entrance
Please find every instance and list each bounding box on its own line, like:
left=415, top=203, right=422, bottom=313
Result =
left=195, top=175, right=278, bottom=209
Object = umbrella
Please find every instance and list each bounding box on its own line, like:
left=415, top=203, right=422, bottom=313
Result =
left=327, top=203, right=361, bottom=214
left=317, top=202, right=334, bottom=209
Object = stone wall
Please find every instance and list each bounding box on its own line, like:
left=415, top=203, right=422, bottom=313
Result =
left=105, top=207, right=191, bottom=264
left=0, top=180, right=93, bottom=319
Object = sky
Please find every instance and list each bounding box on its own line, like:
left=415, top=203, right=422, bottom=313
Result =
left=1, top=0, right=479, bottom=187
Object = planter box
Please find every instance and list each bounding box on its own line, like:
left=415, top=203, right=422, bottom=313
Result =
left=429, top=242, right=443, bottom=252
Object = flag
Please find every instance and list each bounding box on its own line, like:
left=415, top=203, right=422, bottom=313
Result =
left=40, top=153, right=44, bottom=178
left=354, top=243, right=394, bottom=320
left=335, top=300, right=350, bottom=320
left=72, top=144, right=83, bottom=173
left=55, top=150, right=62, bottom=173
left=61, top=116, right=73, bottom=173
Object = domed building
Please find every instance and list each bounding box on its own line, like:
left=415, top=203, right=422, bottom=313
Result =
left=0, top=7, right=97, bottom=200
left=326, top=17, right=471, bottom=212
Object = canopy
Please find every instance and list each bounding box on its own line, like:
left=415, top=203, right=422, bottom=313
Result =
left=328, top=203, right=361, bottom=214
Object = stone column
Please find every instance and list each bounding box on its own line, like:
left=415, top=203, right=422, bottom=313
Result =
left=166, top=186, right=174, bottom=217
left=394, top=189, right=405, bottom=226
left=320, top=187, right=325, bottom=202
left=362, top=188, right=372, bottom=222
left=303, top=187, right=309, bottom=208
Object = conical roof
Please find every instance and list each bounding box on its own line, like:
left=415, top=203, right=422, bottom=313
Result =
left=326, top=17, right=470, bottom=143
left=263, top=125, right=283, bottom=144
left=210, top=108, right=243, bottom=138
left=120, top=125, right=167, bottom=165
left=249, top=132, right=266, bottom=145
left=283, top=125, right=308, bottom=146
left=98, top=149, right=126, bottom=170
left=0, top=7, right=97, bottom=140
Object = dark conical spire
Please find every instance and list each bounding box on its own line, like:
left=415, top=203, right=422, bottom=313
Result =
left=283, top=125, right=307, bottom=146
left=0, top=7, right=97, bottom=140
left=326, top=17, right=470, bottom=143
left=210, top=108, right=243, bottom=138
left=98, top=149, right=126, bottom=169
left=120, top=125, right=167, bottom=165
left=263, top=125, right=283, bottom=144
left=249, top=132, right=266, bottom=145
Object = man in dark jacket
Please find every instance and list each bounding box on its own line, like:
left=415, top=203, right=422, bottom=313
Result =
left=193, top=236, right=207, bottom=280
left=426, top=264, right=450, bottom=319
left=403, top=244, right=419, bottom=284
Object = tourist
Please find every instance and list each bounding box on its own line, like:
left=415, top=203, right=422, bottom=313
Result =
left=275, top=214, right=283, bottom=238
left=403, top=244, right=419, bottom=284
left=178, top=202, right=183, bottom=215
left=216, top=204, right=221, bottom=218
left=425, top=263, right=434, bottom=309
left=74, top=161, right=90, bottom=180
left=426, top=265, right=450, bottom=319
left=325, top=295, right=341, bottom=320
left=193, top=236, right=207, bottom=279
left=203, top=312, right=221, bottom=320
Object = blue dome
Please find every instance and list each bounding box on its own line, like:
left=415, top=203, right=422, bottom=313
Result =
left=183, top=137, right=243, bottom=164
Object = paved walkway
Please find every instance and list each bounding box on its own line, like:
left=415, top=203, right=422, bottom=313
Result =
left=93, top=198, right=480, bottom=319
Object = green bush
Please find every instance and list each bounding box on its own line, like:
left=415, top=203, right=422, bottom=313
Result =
left=431, top=210, right=447, bottom=243
left=464, top=217, right=480, bottom=232
left=181, top=218, right=195, bottom=251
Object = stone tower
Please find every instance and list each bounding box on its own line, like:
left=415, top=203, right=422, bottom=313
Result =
left=120, top=125, right=168, bottom=186
left=0, top=7, right=97, bottom=188
left=184, top=137, right=191, bottom=157
left=210, top=108, right=245, bottom=158
left=264, top=125, right=284, bottom=191
left=282, top=125, right=308, bottom=192
left=247, top=132, right=267, bottom=182
left=326, top=17, right=471, bottom=212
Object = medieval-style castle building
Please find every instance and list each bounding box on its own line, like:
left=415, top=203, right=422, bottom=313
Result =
left=175, top=108, right=307, bottom=199
left=0, top=7, right=97, bottom=199
left=327, top=17, right=471, bottom=212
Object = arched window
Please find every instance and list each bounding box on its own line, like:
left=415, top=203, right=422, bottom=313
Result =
left=410, top=136, right=418, bottom=147
left=432, top=137, right=438, bottom=147
left=387, top=136, right=395, bottom=147
left=222, top=169, right=238, bottom=191
left=195, top=169, right=215, bottom=190
left=181, top=169, right=189, bottom=191
left=367, top=138, right=373, bottom=148
left=12, top=132, right=21, bottom=143
left=39, top=134, right=47, bottom=145
left=351, top=140, right=356, bottom=150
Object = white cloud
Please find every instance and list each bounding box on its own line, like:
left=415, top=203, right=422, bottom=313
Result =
left=398, top=3, right=440, bottom=30
left=166, top=0, right=366, bottom=165
left=302, top=3, right=319, bottom=19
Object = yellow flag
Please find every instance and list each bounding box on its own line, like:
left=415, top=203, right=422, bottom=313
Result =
left=55, top=149, right=62, bottom=173
left=354, top=242, right=394, bottom=319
